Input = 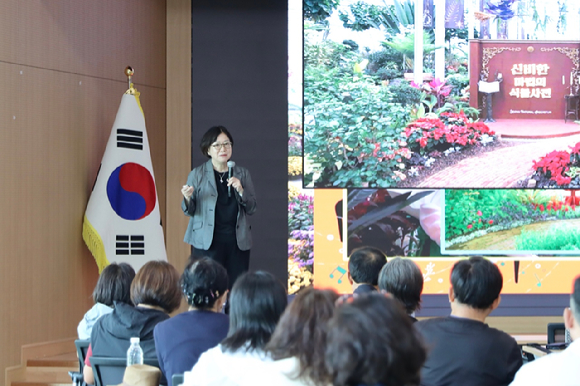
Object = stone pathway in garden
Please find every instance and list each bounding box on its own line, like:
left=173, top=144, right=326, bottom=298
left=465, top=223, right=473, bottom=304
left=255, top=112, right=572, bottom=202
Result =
left=414, top=134, right=580, bottom=188
left=446, top=218, right=580, bottom=252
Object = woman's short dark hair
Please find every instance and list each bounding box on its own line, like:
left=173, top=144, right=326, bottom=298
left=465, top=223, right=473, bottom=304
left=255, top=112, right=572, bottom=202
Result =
left=266, top=287, right=338, bottom=384
left=221, top=271, right=287, bottom=353
left=181, top=257, right=228, bottom=310
left=131, top=261, right=181, bottom=313
left=451, top=256, right=503, bottom=310
left=93, top=263, right=136, bottom=306
left=325, top=294, right=426, bottom=386
left=199, top=125, right=234, bottom=157
left=378, top=257, right=423, bottom=314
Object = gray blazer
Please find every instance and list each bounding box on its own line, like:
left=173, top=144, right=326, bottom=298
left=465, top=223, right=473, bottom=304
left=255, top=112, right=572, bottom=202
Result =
left=182, top=160, right=257, bottom=250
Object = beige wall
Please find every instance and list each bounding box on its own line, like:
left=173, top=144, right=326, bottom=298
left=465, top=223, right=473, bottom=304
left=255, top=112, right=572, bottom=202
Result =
left=0, top=1, right=190, bottom=384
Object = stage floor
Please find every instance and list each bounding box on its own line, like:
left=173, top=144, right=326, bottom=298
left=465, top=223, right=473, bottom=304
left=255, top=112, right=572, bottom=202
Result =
left=487, top=119, right=580, bottom=139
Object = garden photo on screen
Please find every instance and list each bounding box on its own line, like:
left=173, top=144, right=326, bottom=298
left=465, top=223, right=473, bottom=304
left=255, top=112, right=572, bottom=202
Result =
left=443, top=189, right=580, bottom=254
left=303, top=0, right=580, bottom=189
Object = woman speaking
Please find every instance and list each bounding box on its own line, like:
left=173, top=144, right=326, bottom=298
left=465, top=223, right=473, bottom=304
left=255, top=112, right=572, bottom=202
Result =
left=181, top=126, right=257, bottom=289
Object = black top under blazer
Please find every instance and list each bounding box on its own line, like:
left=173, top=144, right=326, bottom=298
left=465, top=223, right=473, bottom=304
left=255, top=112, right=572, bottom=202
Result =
left=182, top=160, right=257, bottom=251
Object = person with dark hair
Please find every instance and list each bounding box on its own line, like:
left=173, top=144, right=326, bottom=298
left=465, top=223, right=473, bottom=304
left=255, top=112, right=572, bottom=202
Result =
left=84, top=261, right=181, bottom=385
left=183, top=271, right=287, bottom=386
left=236, top=287, right=339, bottom=386
left=77, top=263, right=136, bottom=340
left=378, top=257, right=423, bottom=322
left=415, top=256, right=522, bottom=386
left=181, top=125, right=257, bottom=291
left=347, top=246, right=387, bottom=294
left=325, top=293, right=426, bottom=386
left=154, top=258, right=230, bottom=386
left=510, top=275, right=580, bottom=385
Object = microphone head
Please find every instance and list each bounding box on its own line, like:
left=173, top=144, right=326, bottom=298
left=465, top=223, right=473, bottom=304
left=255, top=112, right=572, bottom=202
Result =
left=227, top=161, right=236, bottom=168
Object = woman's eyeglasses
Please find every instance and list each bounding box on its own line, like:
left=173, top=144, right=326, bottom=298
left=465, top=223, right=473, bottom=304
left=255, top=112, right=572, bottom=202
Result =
left=211, top=142, right=232, bottom=150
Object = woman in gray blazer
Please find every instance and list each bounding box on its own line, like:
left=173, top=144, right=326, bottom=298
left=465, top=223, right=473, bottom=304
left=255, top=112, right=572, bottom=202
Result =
left=181, top=126, right=257, bottom=290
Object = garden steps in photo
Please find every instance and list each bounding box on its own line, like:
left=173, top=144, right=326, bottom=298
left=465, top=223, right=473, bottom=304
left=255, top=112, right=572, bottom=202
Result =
left=488, top=119, right=580, bottom=139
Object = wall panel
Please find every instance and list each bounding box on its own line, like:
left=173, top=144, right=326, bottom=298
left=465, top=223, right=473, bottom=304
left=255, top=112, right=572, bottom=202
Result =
left=0, top=0, right=166, bottom=88
left=190, top=0, right=289, bottom=283
left=165, top=0, right=192, bottom=272
left=0, top=2, right=166, bottom=383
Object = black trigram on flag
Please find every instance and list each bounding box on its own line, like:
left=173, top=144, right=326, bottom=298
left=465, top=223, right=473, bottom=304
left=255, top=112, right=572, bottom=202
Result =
left=116, top=235, right=145, bottom=255
left=117, top=128, right=143, bottom=150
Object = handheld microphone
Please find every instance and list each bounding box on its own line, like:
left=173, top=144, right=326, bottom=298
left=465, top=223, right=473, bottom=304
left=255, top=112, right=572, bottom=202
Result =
left=227, top=161, right=236, bottom=197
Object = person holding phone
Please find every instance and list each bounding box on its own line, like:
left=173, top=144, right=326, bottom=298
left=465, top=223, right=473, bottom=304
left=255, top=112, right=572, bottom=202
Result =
left=181, top=125, right=257, bottom=290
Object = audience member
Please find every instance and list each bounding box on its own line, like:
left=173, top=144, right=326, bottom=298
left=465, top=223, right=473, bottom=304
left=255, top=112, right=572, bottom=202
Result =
left=510, top=275, right=580, bottom=385
left=246, top=287, right=339, bottom=386
left=183, top=271, right=287, bottom=386
left=347, top=247, right=387, bottom=294
left=325, top=293, right=426, bottom=386
left=378, top=257, right=423, bottom=322
left=154, top=257, right=230, bottom=386
left=84, top=261, right=181, bottom=385
left=415, top=256, right=522, bottom=386
left=77, top=263, right=135, bottom=340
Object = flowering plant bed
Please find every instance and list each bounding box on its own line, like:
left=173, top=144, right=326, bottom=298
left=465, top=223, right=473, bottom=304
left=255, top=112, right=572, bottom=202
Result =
left=401, top=112, right=495, bottom=180
left=287, top=189, right=314, bottom=292
left=444, top=189, right=580, bottom=248
left=530, top=142, right=580, bottom=188
left=405, top=112, right=495, bottom=154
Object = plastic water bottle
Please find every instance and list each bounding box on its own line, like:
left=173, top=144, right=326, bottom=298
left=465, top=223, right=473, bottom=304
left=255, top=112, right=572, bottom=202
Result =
left=126, top=337, right=143, bottom=366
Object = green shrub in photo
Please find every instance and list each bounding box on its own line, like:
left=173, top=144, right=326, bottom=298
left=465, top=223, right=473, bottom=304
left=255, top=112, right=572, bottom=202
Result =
left=304, top=68, right=411, bottom=187
left=515, top=224, right=580, bottom=251
left=445, top=73, right=470, bottom=97
left=388, top=83, right=422, bottom=106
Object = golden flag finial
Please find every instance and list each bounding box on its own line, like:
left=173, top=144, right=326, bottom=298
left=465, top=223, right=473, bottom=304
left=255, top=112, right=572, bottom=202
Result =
left=124, top=66, right=138, bottom=95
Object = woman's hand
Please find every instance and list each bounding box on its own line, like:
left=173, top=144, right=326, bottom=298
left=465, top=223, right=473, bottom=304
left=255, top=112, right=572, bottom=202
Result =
left=182, top=185, right=194, bottom=201
left=227, top=177, right=244, bottom=195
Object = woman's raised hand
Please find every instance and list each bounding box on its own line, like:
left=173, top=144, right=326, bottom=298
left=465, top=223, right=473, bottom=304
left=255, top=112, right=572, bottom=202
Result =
left=182, top=185, right=194, bottom=200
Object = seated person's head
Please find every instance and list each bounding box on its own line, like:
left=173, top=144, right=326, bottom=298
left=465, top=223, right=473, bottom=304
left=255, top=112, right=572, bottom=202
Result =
left=93, top=263, right=136, bottom=306
left=130, top=261, right=181, bottom=314
left=325, top=293, right=426, bottom=386
left=181, top=257, right=228, bottom=311
left=450, top=256, right=503, bottom=312
left=378, top=257, right=423, bottom=315
left=266, top=287, right=339, bottom=383
left=222, top=271, right=287, bottom=353
left=564, top=275, right=580, bottom=341
left=347, top=247, right=387, bottom=287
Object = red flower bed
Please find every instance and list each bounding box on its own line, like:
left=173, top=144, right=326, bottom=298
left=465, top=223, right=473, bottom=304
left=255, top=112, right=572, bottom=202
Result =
left=532, top=150, right=571, bottom=186
left=404, top=113, right=494, bottom=154
left=530, top=142, right=580, bottom=187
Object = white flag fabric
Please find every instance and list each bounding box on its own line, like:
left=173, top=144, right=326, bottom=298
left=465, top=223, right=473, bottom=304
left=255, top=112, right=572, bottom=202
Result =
left=83, top=89, right=166, bottom=272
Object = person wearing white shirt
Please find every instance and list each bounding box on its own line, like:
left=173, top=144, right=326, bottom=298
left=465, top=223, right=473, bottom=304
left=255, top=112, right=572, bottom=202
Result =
left=183, top=271, right=287, bottom=386
left=510, top=276, right=580, bottom=386
left=245, top=287, right=339, bottom=386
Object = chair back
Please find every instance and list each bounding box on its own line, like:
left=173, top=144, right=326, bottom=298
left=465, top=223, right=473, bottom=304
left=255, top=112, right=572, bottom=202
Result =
left=74, top=339, right=90, bottom=372
left=172, top=373, right=184, bottom=386
left=547, top=323, right=566, bottom=344
left=90, top=356, right=160, bottom=386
